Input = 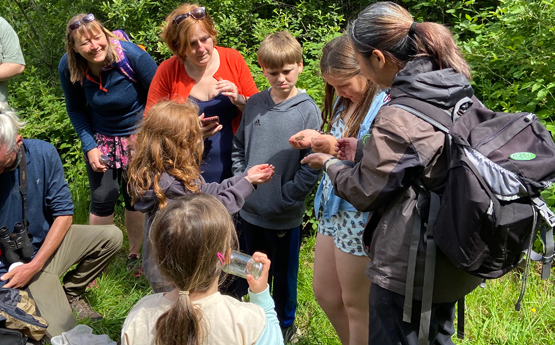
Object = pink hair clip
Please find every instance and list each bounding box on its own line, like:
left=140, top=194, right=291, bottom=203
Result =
left=217, top=252, right=225, bottom=265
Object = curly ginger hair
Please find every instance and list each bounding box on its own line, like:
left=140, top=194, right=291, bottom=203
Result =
left=128, top=100, right=204, bottom=209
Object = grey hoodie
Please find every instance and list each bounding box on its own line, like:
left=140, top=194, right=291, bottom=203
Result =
left=232, top=88, right=322, bottom=229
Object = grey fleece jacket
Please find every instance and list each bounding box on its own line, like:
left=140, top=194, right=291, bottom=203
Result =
left=133, top=172, right=254, bottom=292
left=232, top=88, right=322, bottom=229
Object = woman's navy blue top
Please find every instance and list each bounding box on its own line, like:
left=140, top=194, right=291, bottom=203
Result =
left=191, top=93, right=237, bottom=183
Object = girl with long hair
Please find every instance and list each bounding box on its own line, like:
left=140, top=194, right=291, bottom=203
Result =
left=290, top=34, right=389, bottom=344
left=313, top=35, right=388, bottom=345
left=121, top=194, right=283, bottom=345
left=301, top=2, right=482, bottom=344
left=128, top=100, right=273, bottom=293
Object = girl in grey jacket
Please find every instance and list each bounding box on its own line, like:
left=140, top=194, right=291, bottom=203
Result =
left=128, top=100, right=274, bottom=292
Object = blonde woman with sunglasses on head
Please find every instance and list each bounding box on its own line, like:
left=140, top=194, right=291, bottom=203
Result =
left=58, top=13, right=157, bottom=273
left=146, top=3, right=258, bottom=185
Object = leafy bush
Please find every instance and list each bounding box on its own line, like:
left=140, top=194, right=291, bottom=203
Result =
left=451, top=0, right=555, bottom=120
left=3, top=0, right=345, bottom=223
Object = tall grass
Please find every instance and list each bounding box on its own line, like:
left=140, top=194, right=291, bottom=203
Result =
left=454, top=268, right=555, bottom=345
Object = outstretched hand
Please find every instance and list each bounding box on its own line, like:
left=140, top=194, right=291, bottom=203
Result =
left=246, top=164, right=275, bottom=185
left=311, top=135, right=337, bottom=155
left=246, top=251, right=271, bottom=294
left=288, top=129, right=321, bottom=149
left=199, top=113, right=223, bottom=139
left=300, top=153, right=333, bottom=170
left=335, top=137, right=358, bottom=162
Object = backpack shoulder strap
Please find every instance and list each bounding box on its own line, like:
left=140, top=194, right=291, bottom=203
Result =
left=112, top=29, right=131, bottom=41
left=109, top=37, right=137, bottom=83
left=388, top=97, right=453, bottom=133
left=388, top=96, right=477, bottom=133
left=402, top=180, right=442, bottom=345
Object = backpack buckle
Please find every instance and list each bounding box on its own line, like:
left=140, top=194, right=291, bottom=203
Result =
left=533, top=198, right=555, bottom=227
left=542, top=253, right=554, bottom=264
left=453, top=96, right=474, bottom=120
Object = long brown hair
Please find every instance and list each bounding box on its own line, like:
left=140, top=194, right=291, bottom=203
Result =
left=151, top=194, right=238, bottom=345
left=161, top=3, right=218, bottom=61
left=348, top=1, right=471, bottom=79
left=128, top=100, right=204, bottom=209
left=64, top=13, right=118, bottom=83
left=320, top=35, right=378, bottom=138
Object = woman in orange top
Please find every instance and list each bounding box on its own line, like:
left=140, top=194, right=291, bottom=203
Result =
left=146, top=3, right=258, bottom=183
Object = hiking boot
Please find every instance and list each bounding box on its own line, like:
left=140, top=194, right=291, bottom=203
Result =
left=281, top=324, right=298, bottom=344
left=66, top=294, right=103, bottom=321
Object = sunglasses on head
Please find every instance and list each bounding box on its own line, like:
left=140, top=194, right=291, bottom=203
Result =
left=68, top=13, right=95, bottom=31
left=172, top=7, right=206, bottom=25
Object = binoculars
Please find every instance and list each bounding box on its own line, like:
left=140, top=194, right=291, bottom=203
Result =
left=0, top=222, right=34, bottom=265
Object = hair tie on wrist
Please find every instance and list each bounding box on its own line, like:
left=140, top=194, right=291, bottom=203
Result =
left=179, top=290, right=190, bottom=296
left=409, top=22, right=418, bottom=37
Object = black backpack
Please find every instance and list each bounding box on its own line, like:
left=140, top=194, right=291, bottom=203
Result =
left=388, top=96, right=555, bottom=345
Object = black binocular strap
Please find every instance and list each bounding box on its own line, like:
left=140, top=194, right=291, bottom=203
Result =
left=18, top=145, right=28, bottom=228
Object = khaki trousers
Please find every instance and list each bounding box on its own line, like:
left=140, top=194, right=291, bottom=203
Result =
left=25, top=224, right=123, bottom=339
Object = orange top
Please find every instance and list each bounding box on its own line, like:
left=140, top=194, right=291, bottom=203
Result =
left=145, top=46, right=258, bottom=132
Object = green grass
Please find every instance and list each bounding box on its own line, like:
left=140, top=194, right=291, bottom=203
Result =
left=453, top=268, right=555, bottom=345
left=68, top=216, right=554, bottom=345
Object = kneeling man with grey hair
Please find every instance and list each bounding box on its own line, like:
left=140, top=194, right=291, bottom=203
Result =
left=0, top=102, right=122, bottom=339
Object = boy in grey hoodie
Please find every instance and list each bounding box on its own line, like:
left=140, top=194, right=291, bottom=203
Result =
left=232, top=31, right=321, bottom=339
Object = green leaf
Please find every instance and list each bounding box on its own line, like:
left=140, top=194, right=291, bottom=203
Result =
left=537, top=89, right=548, bottom=100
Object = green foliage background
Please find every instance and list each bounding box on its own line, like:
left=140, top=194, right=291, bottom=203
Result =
left=4, top=0, right=555, bottom=215
left=4, top=0, right=555, bottom=216
left=1, top=0, right=555, bottom=343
